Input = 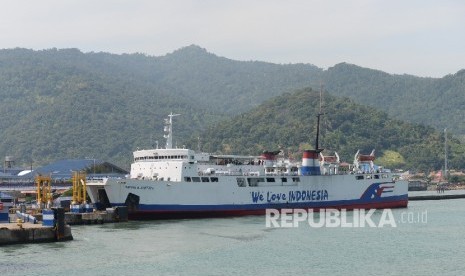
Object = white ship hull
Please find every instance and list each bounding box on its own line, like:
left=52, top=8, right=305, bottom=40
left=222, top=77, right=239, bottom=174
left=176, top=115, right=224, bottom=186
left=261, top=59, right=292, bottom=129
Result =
left=88, top=173, right=407, bottom=219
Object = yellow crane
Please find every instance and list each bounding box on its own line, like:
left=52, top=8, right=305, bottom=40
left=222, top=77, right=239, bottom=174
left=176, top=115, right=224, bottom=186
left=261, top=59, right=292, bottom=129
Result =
left=35, top=175, right=52, bottom=209
left=72, top=171, right=87, bottom=204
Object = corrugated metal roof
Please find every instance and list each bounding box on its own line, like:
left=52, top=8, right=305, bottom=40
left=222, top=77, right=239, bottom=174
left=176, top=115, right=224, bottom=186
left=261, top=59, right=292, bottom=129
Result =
left=4, top=159, right=128, bottom=180
left=34, top=159, right=103, bottom=176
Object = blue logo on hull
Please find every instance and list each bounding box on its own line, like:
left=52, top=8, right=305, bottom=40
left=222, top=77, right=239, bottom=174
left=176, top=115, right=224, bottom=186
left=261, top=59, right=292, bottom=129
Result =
left=360, top=183, right=395, bottom=200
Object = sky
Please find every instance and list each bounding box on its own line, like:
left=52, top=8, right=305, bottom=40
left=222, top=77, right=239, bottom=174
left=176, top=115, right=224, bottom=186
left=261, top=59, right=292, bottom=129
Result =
left=1, top=0, right=464, bottom=78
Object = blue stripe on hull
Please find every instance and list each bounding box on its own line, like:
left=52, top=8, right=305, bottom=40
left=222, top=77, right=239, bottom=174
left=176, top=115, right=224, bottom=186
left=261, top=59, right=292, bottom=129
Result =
left=112, top=195, right=408, bottom=219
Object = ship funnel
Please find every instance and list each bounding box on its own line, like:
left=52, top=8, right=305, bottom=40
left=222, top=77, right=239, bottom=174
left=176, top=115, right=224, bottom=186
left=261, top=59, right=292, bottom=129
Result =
left=261, top=151, right=279, bottom=167
left=301, top=150, right=321, bottom=175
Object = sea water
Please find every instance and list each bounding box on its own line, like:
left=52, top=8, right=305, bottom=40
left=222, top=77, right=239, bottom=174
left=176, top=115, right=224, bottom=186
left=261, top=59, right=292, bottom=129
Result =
left=1, top=198, right=465, bottom=276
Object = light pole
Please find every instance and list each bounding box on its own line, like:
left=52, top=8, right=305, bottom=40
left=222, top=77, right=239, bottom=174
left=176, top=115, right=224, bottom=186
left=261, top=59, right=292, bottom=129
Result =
left=444, top=128, right=448, bottom=181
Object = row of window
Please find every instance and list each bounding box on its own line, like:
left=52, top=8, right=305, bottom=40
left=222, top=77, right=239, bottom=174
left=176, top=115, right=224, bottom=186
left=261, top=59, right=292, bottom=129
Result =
left=182, top=176, right=301, bottom=186
left=135, top=155, right=189, bottom=161
left=184, top=177, right=219, bottom=182
left=183, top=174, right=390, bottom=184
left=355, top=174, right=388, bottom=180
left=238, top=177, right=300, bottom=187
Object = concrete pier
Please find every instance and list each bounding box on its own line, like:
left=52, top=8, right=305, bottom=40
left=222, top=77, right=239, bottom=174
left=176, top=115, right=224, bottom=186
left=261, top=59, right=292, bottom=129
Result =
left=0, top=223, right=73, bottom=246
left=408, top=190, right=465, bottom=201
left=63, top=206, right=128, bottom=225
left=10, top=206, right=128, bottom=226
left=30, top=207, right=128, bottom=225
left=409, top=193, right=465, bottom=201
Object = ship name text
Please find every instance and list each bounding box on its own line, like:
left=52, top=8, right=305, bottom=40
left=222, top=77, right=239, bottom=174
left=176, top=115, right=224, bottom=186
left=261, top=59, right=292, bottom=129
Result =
left=251, top=190, right=329, bottom=203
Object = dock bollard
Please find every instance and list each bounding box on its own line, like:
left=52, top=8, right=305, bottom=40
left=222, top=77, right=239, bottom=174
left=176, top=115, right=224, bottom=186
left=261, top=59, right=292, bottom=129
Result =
left=16, top=218, right=23, bottom=229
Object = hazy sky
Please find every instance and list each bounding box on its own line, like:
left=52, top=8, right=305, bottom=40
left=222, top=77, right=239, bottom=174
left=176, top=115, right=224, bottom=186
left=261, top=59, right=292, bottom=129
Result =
left=1, top=0, right=464, bottom=77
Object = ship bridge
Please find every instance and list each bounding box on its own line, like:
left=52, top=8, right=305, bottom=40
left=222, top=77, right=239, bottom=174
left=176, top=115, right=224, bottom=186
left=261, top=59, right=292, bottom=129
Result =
left=131, top=148, right=194, bottom=180
left=133, top=148, right=195, bottom=162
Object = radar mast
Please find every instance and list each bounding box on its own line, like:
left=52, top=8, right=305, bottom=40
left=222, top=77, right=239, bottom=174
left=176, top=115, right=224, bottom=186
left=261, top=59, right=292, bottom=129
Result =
left=163, top=113, right=180, bottom=149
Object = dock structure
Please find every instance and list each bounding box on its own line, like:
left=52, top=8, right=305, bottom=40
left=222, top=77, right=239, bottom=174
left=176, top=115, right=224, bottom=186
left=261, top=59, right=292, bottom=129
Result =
left=0, top=206, right=128, bottom=245
left=36, top=207, right=128, bottom=225
left=408, top=193, right=465, bottom=201
left=65, top=206, right=128, bottom=225
left=0, top=222, right=72, bottom=246
left=11, top=206, right=128, bottom=226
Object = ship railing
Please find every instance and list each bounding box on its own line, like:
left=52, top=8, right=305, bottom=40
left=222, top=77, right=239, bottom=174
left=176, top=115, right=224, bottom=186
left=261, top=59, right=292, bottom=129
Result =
left=200, top=171, right=243, bottom=176
left=87, top=177, right=109, bottom=185
left=264, top=172, right=298, bottom=176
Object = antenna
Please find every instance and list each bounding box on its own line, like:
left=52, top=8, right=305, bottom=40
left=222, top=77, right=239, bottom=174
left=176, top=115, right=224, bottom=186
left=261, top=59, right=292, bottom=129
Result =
left=315, top=113, right=322, bottom=151
left=163, top=112, right=181, bottom=149
left=315, top=85, right=324, bottom=152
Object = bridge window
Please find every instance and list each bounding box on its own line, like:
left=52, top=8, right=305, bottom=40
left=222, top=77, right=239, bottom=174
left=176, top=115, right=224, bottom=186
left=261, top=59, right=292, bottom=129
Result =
left=266, top=178, right=276, bottom=182
left=236, top=178, right=246, bottom=187
left=192, top=177, right=201, bottom=182
left=356, top=175, right=364, bottom=180
left=247, top=178, right=264, bottom=187
left=201, top=177, right=210, bottom=182
left=184, top=177, right=192, bottom=182
left=210, top=177, right=219, bottom=182
left=292, top=177, right=300, bottom=183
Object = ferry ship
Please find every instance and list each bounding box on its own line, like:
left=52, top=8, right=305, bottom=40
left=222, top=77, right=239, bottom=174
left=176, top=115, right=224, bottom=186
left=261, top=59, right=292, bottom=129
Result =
left=86, top=113, right=408, bottom=219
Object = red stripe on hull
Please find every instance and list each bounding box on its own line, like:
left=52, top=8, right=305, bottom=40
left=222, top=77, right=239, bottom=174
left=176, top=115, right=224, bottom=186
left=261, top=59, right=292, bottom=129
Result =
left=128, top=200, right=408, bottom=220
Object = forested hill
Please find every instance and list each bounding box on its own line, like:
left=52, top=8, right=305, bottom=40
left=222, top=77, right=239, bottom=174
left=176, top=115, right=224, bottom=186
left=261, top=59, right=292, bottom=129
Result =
left=0, top=46, right=320, bottom=167
left=324, top=63, right=465, bottom=135
left=0, top=45, right=464, bottom=169
left=196, top=88, right=465, bottom=171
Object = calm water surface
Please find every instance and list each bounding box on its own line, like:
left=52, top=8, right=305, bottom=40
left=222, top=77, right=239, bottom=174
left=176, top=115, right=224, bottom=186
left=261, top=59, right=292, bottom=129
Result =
left=1, top=199, right=465, bottom=276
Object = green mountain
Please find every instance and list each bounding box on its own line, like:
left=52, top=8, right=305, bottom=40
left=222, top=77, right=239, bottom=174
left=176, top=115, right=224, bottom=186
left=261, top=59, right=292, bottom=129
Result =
left=197, top=88, right=465, bottom=172
left=324, top=63, right=465, bottom=135
left=0, top=46, right=320, bottom=167
left=0, top=45, right=463, bottom=171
